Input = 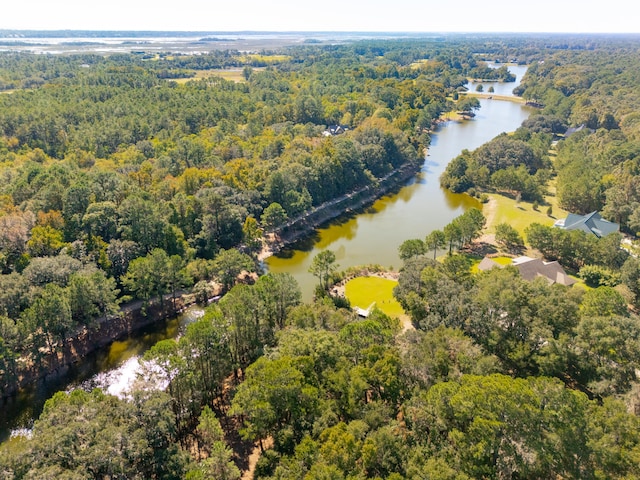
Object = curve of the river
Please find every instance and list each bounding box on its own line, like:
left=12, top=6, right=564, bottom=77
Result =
left=267, top=65, right=533, bottom=300
left=1, top=64, right=531, bottom=441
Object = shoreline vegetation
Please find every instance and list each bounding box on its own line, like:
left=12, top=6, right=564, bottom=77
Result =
left=3, top=105, right=450, bottom=401
left=2, top=147, right=424, bottom=400
left=4, top=90, right=519, bottom=401
left=1, top=292, right=196, bottom=399
left=258, top=159, right=423, bottom=261
left=255, top=97, right=516, bottom=264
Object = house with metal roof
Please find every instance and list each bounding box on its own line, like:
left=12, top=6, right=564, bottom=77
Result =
left=322, top=125, right=349, bottom=137
left=553, top=211, right=619, bottom=238
left=564, top=124, right=588, bottom=138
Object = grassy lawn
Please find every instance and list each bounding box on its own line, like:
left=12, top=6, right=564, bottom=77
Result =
left=470, top=255, right=513, bottom=274
left=239, top=54, right=291, bottom=64
left=345, top=276, right=405, bottom=318
left=484, top=180, right=569, bottom=237
left=409, top=59, right=433, bottom=69
left=465, top=91, right=526, bottom=103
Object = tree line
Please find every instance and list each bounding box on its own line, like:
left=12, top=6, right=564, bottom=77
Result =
left=3, top=33, right=640, bottom=479
left=5, top=262, right=640, bottom=478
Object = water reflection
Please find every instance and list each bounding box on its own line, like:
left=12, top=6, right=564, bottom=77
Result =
left=443, top=189, right=482, bottom=210
left=1, top=307, right=203, bottom=441
left=468, top=63, right=529, bottom=97
left=267, top=70, right=533, bottom=301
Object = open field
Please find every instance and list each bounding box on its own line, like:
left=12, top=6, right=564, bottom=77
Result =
left=483, top=181, right=569, bottom=237
left=344, top=276, right=405, bottom=318
left=239, top=54, right=291, bottom=63
left=409, top=59, right=438, bottom=69
left=170, top=67, right=266, bottom=84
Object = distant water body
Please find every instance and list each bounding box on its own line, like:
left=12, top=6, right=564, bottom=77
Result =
left=0, top=31, right=445, bottom=54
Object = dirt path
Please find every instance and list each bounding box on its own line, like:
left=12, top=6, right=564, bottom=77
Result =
left=482, top=196, right=498, bottom=230
left=477, top=196, right=498, bottom=245
left=241, top=446, right=261, bottom=480
left=399, top=314, right=414, bottom=332
left=257, top=233, right=277, bottom=261
left=241, top=438, right=273, bottom=480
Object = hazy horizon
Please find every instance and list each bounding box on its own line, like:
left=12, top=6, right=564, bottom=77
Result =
left=1, top=29, right=639, bottom=35
left=2, top=0, right=638, bottom=34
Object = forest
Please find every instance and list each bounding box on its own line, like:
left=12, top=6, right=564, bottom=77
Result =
left=0, top=35, right=521, bottom=396
left=2, top=33, right=640, bottom=479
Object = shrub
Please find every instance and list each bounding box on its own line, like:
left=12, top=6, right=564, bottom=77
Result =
left=579, top=264, right=621, bottom=288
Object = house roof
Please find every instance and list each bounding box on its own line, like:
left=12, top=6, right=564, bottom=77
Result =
left=513, top=257, right=577, bottom=286
left=478, top=255, right=576, bottom=286
left=564, top=124, right=586, bottom=138
left=478, top=257, right=501, bottom=271
left=323, top=125, right=349, bottom=136
left=557, top=211, right=619, bottom=238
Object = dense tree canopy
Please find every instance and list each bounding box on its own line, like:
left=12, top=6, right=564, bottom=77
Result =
left=515, top=43, right=640, bottom=231
left=440, top=132, right=550, bottom=201
left=3, top=33, right=640, bottom=480
left=0, top=38, right=463, bottom=393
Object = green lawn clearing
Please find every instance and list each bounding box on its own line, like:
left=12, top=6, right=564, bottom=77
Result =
left=470, top=255, right=514, bottom=274
left=466, top=91, right=526, bottom=103
left=484, top=181, right=569, bottom=237
left=239, top=54, right=291, bottom=64
left=344, top=276, right=405, bottom=318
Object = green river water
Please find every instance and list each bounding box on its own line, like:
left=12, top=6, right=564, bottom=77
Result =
left=267, top=65, right=533, bottom=300
left=1, top=64, right=532, bottom=440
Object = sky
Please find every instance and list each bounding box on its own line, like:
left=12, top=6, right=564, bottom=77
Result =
left=1, top=0, right=638, bottom=33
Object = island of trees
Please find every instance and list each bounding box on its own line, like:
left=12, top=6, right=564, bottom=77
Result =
left=2, top=32, right=640, bottom=479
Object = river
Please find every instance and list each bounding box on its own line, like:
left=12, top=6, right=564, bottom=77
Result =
left=0, top=307, right=203, bottom=442
left=1, top=64, right=531, bottom=441
left=267, top=64, right=533, bottom=300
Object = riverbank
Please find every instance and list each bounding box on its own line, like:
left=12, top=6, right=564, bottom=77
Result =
left=3, top=293, right=195, bottom=399
left=258, top=159, right=423, bottom=261
left=4, top=158, right=423, bottom=399
left=2, top=155, right=423, bottom=421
